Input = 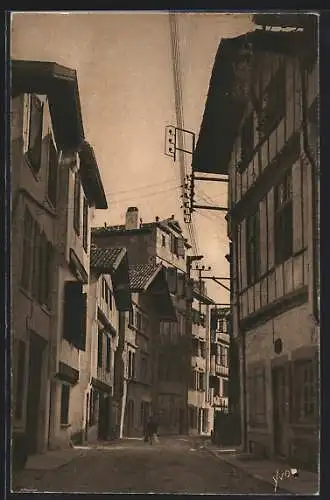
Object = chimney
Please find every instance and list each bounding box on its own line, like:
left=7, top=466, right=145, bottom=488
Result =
left=155, top=216, right=159, bottom=222
left=125, top=207, right=139, bottom=230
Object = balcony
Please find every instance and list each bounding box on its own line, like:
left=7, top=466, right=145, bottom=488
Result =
left=216, top=364, right=229, bottom=377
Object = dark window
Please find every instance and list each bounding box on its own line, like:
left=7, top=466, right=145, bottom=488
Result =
left=246, top=210, right=260, bottom=286
left=32, top=221, right=41, bottom=299
left=82, top=196, right=88, bottom=251
left=223, top=379, right=229, bottom=398
left=47, top=135, right=58, bottom=207
left=26, top=94, right=43, bottom=172
left=37, top=233, right=53, bottom=309
left=129, top=308, right=134, bottom=326
left=177, top=238, right=185, bottom=257
left=240, top=112, right=254, bottom=171
left=274, top=170, right=293, bottom=265
left=101, top=278, right=105, bottom=300
left=63, top=282, right=87, bottom=350
left=141, top=356, right=147, bottom=382
left=98, top=330, right=103, bottom=368
left=14, top=340, right=26, bottom=420
left=60, top=384, right=70, bottom=425
left=21, top=206, right=34, bottom=291
left=259, top=64, right=286, bottom=138
left=198, top=372, right=205, bottom=391
left=106, top=336, right=111, bottom=372
left=293, top=360, right=317, bottom=424
left=162, top=234, right=166, bottom=247
left=108, top=288, right=112, bottom=310
left=73, top=172, right=81, bottom=235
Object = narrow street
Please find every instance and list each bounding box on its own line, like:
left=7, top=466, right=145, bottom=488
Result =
left=13, top=437, right=277, bottom=494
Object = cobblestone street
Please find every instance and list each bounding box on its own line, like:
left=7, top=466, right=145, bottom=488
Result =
left=12, top=437, right=279, bottom=494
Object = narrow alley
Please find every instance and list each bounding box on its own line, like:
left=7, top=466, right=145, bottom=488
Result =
left=13, top=437, right=279, bottom=494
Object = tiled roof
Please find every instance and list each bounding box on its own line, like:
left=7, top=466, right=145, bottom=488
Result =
left=128, top=263, right=162, bottom=291
left=90, top=247, right=126, bottom=272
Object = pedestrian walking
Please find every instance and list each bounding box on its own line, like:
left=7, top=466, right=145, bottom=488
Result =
left=144, top=415, right=158, bottom=445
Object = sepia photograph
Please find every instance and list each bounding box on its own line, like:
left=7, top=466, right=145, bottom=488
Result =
left=9, top=10, right=319, bottom=494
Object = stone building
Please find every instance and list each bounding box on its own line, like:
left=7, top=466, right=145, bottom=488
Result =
left=192, top=20, right=319, bottom=469
left=11, top=60, right=108, bottom=460
left=92, top=208, right=193, bottom=435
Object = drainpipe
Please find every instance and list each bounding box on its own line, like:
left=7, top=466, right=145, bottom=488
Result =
left=299, top=56, right=319, bottom=325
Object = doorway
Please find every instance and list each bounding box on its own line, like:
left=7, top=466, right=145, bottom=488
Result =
left=125, top=399, right=134, bottom=436
left=98, top=394, right=110, bottom=441
left=272, top=365, right=287, bottom=457
left=26, top=332, right=47, bottom=454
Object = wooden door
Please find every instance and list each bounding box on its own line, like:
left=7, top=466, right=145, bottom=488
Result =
left=272, top=365, right=287, bottom=457
left=26, top=332, right=46, bottom=454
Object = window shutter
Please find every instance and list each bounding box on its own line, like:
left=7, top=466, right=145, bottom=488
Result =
left=32, top=221, right=41, bottom=299
left=45, top=241, right=53, bottom=309
left=21, top=207, right=34, bottom=291
left=177, top=237, right=185, bottom=257
left=27, top=95, right=43, bottom=172
left=38, top=232, right=47, bottom=305
left=167, top=267, right=177, bottom=294
left=47, top=135, right=58, bottom=207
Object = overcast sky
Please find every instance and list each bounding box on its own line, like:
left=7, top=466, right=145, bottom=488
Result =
left=11, top=11, right=254, bottom=303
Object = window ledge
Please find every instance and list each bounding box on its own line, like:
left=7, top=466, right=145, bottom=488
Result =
left=60, top=423, right=71, bottom=429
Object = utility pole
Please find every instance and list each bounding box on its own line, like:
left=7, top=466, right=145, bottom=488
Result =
left=185, top=254, right=203, bottom=434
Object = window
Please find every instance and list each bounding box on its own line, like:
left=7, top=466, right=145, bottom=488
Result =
left=21, top=206, right=34, bottom=291
left=248, top=365, right=266, bottom=424
left=200, top=341, right=206, bottom=358
left=293, top=360, right=317, bottom=424
left=141, top=356, right=147, bottom=382
left=82, top=196, right=88, bottom=251
left=240, top=112, right=254, bottom=171
left=60, top=384, right=70, bottom=425
left=48, top=135, right=58, bottom=207
left=37, top=233, right=53, bottom=308
left=14, top=340, right=26, bottom=420
left=246, top=209, right=260, bottom=286
left=220, top=345, right=228, bottom=367
left=73, top=172, right=81, bottom=235
left=108, top=288, right=112, bottom=310
left=192, top=338, right=199, bottom=356
left=259, top=64, right=286, bottom=138
left=274, top=170, right=293, bottom=265
left=162, top=234, right=166, bottom=247
left=170, top=235, right=179, bottom=255
left=128, top=351, right=135, bottom=379
left=26, top=94, right=43, bottom=172
left=197, top=372, right=205, bottom=391
left=98, top=330, right=103, bottom=368
left=222, top=379, right=229, bottom=398
left=106, top=336, right=111, bottom=372
left=308, top=96, right=319, bottom=167
left=200, top=313, right=206, bottom=328
left=129, top=307, right=134, bottom=326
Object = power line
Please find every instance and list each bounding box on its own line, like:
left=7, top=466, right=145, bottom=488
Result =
left=105, top=177, right=178, bottom=198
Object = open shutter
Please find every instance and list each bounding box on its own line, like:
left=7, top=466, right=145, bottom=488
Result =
left=27, top=95, right=43, bottom=172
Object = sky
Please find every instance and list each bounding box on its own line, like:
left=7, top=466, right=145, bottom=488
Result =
left=11, top=11, right=254, bottom=303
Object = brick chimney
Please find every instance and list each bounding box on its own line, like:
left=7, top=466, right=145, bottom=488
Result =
left=125, top=207, right=139, bottom=230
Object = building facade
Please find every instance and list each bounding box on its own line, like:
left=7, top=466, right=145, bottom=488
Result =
left=188, top=280, right=214, bottom=435
left=209, top=308, right=230, bottom=414
left=192, top=23, right=319, bottom=469
left=79, top=246, right=131, bottom=443
left=92, top=208, right=193, bottom=435
left=11, top=61, right=108, bottom=460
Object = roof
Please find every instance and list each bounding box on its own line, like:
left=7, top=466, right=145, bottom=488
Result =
left=11, top=60, right=84, bottom=152
left=11, top=60, right=108, bottom=210
left=92, top=217, right=191, bottom=248
left=128, top=263, right=162, bottom=292
left=90, top=246, right=126, bottom=274
left=192, top=27, right=317, bottom=175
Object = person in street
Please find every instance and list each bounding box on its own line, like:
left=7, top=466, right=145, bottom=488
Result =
left=144, top=415, right=158, bottom=444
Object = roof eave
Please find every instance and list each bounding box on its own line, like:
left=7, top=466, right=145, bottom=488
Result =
left=11, top=60, right=85, bottom=152
left=79, top=141, right=108, bottom=209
